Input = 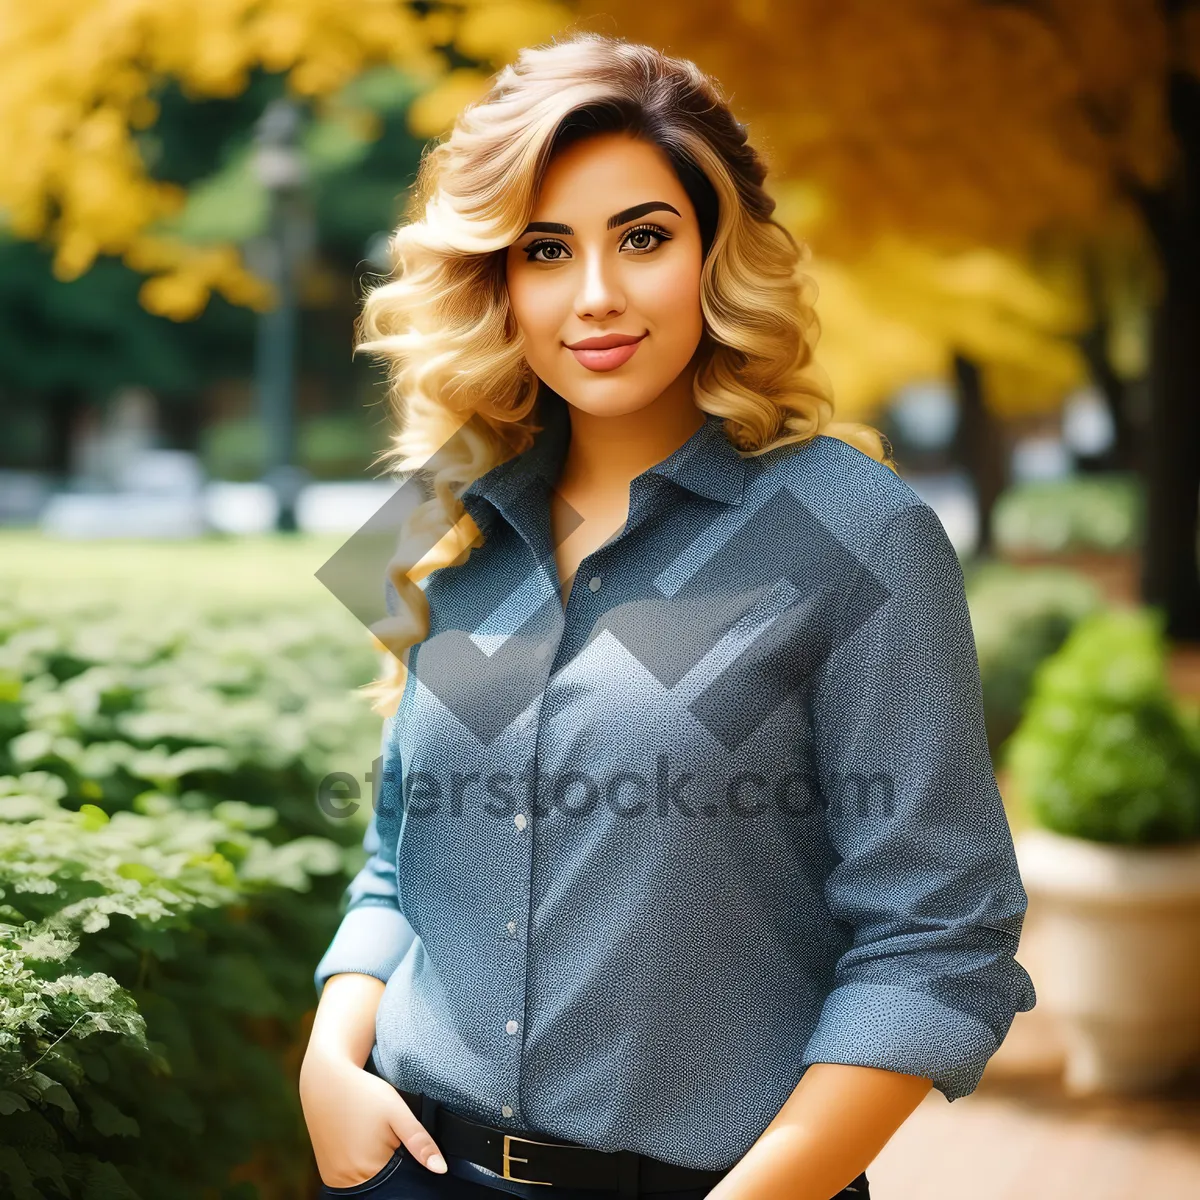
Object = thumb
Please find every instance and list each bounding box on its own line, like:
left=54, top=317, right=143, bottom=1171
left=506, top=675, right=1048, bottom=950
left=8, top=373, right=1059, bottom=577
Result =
left=390, top=1094, right=448, bottom=1174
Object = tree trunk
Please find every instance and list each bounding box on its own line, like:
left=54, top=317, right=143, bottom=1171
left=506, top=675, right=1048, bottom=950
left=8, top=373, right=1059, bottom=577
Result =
left=44, top=385, right=85, bottom=480
left=1075, top=247, right=1138, bottom=473
left=1135, top=59, right=1200, bottom=642
left=1142, top=289, right=1200, bottom=641
left=953, top=352, right=1006, bottom=557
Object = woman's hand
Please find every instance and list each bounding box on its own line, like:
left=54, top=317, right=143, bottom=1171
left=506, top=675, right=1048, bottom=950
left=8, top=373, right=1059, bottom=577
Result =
left=300, top=1046, right=449, bottom=1188
left=301, top=972, right=448, bottom=1188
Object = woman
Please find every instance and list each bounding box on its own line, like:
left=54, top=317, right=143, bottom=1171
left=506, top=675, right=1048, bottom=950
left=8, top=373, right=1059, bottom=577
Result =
left=301, top=32, right=1036, bottom=1200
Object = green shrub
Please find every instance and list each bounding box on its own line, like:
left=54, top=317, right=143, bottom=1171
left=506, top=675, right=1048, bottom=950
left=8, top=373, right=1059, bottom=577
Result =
left=0, top=774, right=343, bottom=1200
left=200, top=414, right=386, bottom=481
left=992, top=473, right=1142, bottom=555
left=965, top=561, right=1105, bottom=756
left=1002, top=607, right=1200, bottom=844
left=0, top=536, right=385, bottom=1198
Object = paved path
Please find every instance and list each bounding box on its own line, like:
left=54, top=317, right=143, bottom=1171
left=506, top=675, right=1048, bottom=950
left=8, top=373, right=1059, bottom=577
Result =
left=867, top=1039, right=1200, bottom=1198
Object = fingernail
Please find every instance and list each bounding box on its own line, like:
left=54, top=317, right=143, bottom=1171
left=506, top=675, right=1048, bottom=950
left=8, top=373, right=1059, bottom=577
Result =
left=428, top=1154, right=448, bottom=1173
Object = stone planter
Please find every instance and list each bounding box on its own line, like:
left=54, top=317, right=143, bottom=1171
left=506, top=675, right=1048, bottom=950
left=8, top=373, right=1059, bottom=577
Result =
left=1015, top=828, right=1200, bottom=1095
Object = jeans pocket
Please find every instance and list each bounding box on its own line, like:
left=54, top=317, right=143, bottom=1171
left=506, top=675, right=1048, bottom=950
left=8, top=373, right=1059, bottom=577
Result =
left=320, top=1146, right=407, bottom=1196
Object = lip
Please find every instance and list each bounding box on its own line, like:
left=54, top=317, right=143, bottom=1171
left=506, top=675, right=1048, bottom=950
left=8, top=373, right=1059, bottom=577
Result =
left=565, top=332, right=647, bottom=372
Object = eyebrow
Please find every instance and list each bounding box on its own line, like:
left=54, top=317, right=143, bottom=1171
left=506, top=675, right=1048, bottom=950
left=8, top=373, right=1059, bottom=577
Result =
left=521, top=201, right=682, bottom=237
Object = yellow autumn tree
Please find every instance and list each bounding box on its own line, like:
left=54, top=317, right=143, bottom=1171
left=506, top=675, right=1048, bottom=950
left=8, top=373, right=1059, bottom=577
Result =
left=580, top=0, right=1190, bottom=252
left=573, top=0, right=1190, bottom=407
left=577, top=0, right=1200, bottom=630
left=0, top=0, right=569, bottom=320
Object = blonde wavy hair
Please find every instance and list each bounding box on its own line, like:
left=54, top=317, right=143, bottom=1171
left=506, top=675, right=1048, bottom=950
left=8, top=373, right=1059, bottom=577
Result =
left=356, top=31, right=894, bottom=717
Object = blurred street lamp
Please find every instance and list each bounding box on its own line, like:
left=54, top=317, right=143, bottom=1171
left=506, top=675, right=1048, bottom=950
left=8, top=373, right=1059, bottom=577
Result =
left=250, top=98, right=314, bottom=532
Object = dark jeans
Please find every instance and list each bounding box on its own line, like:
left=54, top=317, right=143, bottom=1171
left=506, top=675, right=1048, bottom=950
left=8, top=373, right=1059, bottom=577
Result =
left=317, top=1057, right=870, bottom=1199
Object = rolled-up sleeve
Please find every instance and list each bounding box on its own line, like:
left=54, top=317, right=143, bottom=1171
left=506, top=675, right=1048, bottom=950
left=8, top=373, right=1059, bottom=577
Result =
left=313, top=714, right=418, bottom=997
left=801, top=500, right=1037, bottom=1101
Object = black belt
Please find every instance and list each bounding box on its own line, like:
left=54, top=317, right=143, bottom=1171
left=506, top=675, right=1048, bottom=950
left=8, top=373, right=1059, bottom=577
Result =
left=372, top=1069, right=869, bottom=1197
left=396, top=1087, right=733, bottom=1194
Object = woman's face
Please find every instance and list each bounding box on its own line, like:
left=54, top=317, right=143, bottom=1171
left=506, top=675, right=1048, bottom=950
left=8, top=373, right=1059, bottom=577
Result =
left=505, top=131, right=705, bottom=418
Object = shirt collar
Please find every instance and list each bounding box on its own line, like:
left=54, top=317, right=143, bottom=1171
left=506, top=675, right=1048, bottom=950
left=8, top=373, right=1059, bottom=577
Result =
left=460, top=390, right=747, bottom=511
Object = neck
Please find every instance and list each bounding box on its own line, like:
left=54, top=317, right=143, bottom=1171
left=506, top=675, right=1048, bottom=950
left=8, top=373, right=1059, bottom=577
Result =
left=556, top=368, right=705, bottom=500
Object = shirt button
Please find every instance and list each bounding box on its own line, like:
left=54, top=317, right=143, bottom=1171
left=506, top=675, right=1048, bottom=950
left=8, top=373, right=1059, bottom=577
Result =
left=502, top=1105, right=514, bottom=1118
left=514, top=812, right=527, bottom=830
left=506, top=920, right=516, bottom=934
left=506, top=1019, right=520, bottom=1034
left=588, top=575, right=602, bottom=592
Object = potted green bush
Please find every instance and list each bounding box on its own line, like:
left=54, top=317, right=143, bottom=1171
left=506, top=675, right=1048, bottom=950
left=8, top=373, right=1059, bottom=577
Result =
left=1004, top=607, right=1200, bottom=1095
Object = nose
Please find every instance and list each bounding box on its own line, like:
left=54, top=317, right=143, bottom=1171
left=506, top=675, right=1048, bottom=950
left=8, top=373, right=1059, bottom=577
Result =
left=574, top=248, right=625, bottom=321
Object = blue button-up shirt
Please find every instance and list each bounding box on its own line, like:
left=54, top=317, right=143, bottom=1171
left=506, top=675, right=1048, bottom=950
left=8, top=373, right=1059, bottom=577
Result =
left=314, top=391, right=1036, bottom=1174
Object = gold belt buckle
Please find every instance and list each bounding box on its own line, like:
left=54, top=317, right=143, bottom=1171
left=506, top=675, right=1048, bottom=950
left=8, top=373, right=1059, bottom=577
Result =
left=501, top=1132, right=555, bottom=1185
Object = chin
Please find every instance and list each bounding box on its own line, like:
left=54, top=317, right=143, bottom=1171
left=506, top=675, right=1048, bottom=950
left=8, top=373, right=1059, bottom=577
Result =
left=558, top=386, right=663, bottom=419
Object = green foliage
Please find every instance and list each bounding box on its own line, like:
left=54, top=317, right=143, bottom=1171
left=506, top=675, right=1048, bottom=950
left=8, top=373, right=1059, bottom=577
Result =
left=158, top=66, right=425, bottom=251
left=199, top=412, right=388, bottom=481
left=0, top=534, right=384, bottom=1198
left=1002, top=608, right=1200, bottom=845
left=992, top=472, right=1142, bottom=554
left=0, top=234, right=256, bottom=401
left=162, top=145, right=270, bottom=245
left=965, top=561, right=1105, bottom=755
left=0, top=62, right=426, bottom=458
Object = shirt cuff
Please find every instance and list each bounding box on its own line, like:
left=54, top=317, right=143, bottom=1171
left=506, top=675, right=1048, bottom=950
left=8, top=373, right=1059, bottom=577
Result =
left=799, top=981, right=1000, bottom=1102
left=313, top=903, right=418, bottom=997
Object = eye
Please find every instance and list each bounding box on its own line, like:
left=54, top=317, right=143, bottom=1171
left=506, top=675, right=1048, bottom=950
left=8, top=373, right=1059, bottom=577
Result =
left=620, top=223, right=672, bottom=254
left=524, top=239, right=570, bottom=263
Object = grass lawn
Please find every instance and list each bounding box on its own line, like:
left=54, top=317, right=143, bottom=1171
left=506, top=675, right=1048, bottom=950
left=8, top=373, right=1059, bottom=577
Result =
left=2, top=529, right=352, bottom=608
